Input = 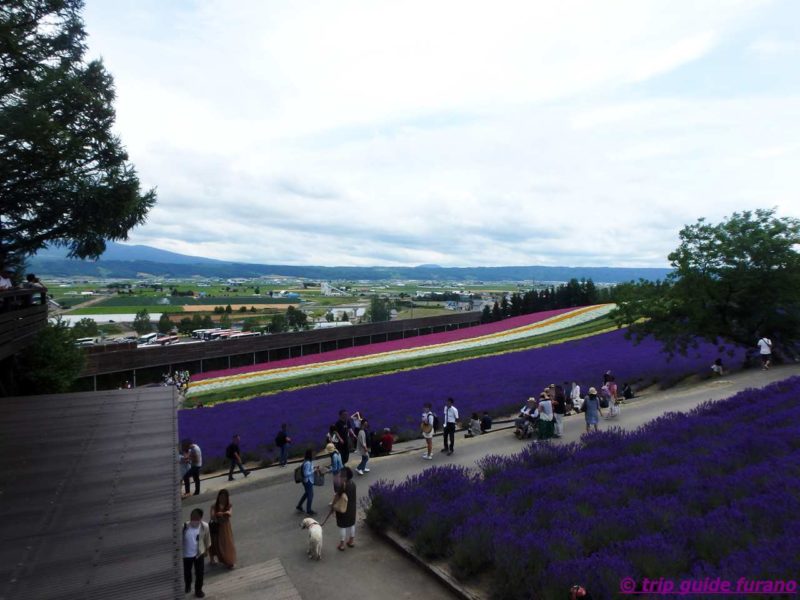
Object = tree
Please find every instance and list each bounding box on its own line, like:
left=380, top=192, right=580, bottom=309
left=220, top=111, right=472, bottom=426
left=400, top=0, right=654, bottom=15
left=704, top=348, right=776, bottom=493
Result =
left=219, top=313, right=231, bottom=329
left=341, top=311, right=349, bottom=322
left=268, top=313, right=287, bottom=333
left=611, top=209, right=800, bottom=359
left=16, top=317, right=85, bottom=394
left=157, top=312, right=172, bottom=334
left=201, top=315, right=214, bottom=329
left=480, top=305, right=492, bottom=324
left=491, top=301, right=501, bottom=321
left=225, top=304, right=232, bottom=313
left=325, top=312, right=334, bottom=322
left=238, top=305, right=248, bottom=312
left=132, top=308, right=152, bottom=334
left=71, top=317, right=98, bottom=339
left=177, top=317, right=194, bottom=335
left=286, top=305, right=308, bottom=330
left=0, top=0, right=156, bottom=269
left=367, top=296, right=391, bottom=322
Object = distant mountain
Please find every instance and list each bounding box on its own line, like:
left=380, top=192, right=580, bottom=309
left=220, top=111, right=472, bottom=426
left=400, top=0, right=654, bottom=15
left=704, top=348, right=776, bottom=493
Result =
left=29, top=243, right=672, bottom=283
left=33, top=241, right=226, bottom=265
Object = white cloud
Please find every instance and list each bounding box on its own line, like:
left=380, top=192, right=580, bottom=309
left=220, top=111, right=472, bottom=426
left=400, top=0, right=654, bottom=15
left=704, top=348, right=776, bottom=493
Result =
left=80, top=0, right=800, bottom=267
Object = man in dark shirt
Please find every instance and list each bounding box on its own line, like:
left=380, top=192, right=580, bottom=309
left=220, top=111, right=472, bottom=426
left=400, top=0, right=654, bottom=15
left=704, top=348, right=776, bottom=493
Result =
left=334, top=410, right=350, bottom=464
left=553, top=384, right=567, bottom=438
left=225, top=434, right=249, bottom=481
left=480, top=411, right=492, bottom=433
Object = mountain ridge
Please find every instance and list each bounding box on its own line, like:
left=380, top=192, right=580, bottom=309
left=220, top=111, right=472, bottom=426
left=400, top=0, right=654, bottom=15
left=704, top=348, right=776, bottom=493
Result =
left=29, top=243, right=672, bottom=282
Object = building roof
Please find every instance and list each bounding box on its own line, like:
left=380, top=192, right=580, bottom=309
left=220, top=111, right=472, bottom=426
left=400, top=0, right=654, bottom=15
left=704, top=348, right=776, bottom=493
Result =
left=0, top=387, right=181, bottom=600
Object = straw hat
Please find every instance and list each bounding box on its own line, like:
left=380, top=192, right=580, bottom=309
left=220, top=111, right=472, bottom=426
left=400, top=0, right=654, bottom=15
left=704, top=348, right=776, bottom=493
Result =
left=588, top=387, right=598, bottom=395
left=325, top=442, right=337, bottom=453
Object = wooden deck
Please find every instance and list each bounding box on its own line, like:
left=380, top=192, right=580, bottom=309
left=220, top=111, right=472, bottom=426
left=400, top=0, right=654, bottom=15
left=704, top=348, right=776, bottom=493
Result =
left=203, top=559, right=302, bottom=599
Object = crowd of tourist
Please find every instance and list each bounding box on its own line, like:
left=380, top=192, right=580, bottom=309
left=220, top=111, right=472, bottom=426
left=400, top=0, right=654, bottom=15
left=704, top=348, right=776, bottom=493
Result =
left=164, top=370, right=191, bottom=392
left=0, top=270, right=48, bottom=310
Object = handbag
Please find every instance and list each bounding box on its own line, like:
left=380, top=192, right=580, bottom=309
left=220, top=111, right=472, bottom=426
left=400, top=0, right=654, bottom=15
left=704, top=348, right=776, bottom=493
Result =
left=313, top=470, right=325, bottom=486
left=332, top=492, right=348, bottom=514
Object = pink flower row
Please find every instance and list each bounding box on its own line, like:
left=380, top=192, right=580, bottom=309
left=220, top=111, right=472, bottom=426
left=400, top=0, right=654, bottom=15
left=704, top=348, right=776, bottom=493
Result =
left=192, top=307, right=576, bottom=382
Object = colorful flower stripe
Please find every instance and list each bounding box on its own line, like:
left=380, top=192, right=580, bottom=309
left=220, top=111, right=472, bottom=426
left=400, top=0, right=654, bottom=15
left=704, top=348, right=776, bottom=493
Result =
left=178, top=327, right=744, bottom=462
left=191, top=307, right=576, bottom=382
left=187, top=305, right=613, bottom=396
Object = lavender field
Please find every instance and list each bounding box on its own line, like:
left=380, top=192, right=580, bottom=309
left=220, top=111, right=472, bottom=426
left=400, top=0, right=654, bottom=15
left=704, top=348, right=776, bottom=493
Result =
left=178, top=328, right=744, bottom=463
left=365, top=377, right=800, bottom=599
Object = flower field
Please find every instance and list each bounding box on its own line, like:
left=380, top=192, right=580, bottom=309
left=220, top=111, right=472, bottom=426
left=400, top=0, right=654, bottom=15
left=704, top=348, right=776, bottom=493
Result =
left=187, top=305, right=613, bottom=398
left=178, top=327, right=743, bottom=463
left=365, top=377, right=800, bottom=599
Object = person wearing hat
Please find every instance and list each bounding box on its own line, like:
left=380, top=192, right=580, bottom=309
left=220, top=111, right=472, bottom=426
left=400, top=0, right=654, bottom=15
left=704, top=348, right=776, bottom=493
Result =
left=584, top=386, right=603, bottom=432
left=325, top=442, right=344, bottom=488
left=537, top=391, right=555, bottom=440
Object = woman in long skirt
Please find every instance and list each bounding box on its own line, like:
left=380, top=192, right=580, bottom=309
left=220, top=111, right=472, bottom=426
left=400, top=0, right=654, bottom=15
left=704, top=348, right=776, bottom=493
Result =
left=584, top=387, right=603, bottom=432
left=210, top=489, right=237, bottom=568
left=334, top=467, right=357, bottom=551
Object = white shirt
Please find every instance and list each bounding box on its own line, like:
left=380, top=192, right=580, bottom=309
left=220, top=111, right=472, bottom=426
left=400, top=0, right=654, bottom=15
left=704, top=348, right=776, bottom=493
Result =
left=189, top=444, right=202, bottom=467
left=570, top=384, right=581, bottom=402
left=444, top=405, right=459, bottom=423
left=538, top=399, right=553, bottom=421
left=758, top=338, right=772, bottom=355
left=183, top=523, right=200, bottom=558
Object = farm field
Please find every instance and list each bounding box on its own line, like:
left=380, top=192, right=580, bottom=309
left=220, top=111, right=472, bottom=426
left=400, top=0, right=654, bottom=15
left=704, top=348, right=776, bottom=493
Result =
left=187, top=306, right=608, bottom=400
left=364, top=376, right=800, bottom=599
left=178, top=325, right=744, bottom=463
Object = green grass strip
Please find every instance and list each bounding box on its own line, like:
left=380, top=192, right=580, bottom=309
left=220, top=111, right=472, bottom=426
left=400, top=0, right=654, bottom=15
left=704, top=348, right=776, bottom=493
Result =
left=188, top=315, right=618, bottom=406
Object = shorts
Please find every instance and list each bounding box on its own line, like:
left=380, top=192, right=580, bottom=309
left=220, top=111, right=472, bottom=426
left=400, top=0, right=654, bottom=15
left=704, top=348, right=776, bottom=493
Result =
left=761, top=354, right=771, bottom=365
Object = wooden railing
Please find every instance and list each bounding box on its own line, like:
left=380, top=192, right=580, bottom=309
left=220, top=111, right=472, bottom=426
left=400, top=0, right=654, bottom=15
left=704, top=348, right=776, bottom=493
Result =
left=0, top=289, right=49, bottom=361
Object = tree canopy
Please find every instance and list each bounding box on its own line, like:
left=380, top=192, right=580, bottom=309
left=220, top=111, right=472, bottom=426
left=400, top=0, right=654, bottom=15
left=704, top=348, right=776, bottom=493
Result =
left=0, top=0, right=155, bottom=269
left=612, top=209, right=800, bottom=359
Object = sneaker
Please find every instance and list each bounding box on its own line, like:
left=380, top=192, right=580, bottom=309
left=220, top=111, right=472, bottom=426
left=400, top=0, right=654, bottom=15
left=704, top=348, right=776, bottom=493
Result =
left=440, top=448, right=448, bottom=453
left=364, top=468, right=370, bottom=472
left=296, top=506, right=304, bottom=513
left=447, top=450, right=453, bottom=456
left=306, top=510, right=317, bottom=516
left=423, top=454, right=433, bottom=460
left=356, top=469, right=364, bottom=475
left=227, top=477, right=234, bottom=481
left=195, top=592, right=205, bottom=598
left=244, top=471, right=250, bottom=477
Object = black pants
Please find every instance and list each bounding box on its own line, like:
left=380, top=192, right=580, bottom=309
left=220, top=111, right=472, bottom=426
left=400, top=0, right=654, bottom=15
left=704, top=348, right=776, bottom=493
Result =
left=183, top=466, right=200, bottom=495
left=443, top=423, right=456, bottom=451
left=228, top=458, right=247, bottom=479
left=338, top=442, right=349, bottom=465
left=183, top=556, right=204, bottom=593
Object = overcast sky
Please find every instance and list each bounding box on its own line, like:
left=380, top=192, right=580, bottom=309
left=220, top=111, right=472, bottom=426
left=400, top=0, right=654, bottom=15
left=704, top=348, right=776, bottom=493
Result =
left=82, top=0, right=800, bottom=268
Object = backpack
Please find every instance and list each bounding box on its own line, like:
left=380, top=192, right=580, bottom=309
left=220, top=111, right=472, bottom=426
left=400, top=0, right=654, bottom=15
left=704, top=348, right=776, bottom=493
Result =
left=294, top=465, right=303, bottom=483
left=433, top=414, right=441, bottom=432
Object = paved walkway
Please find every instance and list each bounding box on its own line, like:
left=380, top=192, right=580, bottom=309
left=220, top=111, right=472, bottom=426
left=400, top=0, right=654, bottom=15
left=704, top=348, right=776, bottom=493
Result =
left=183, top=364, right=800, bottom=599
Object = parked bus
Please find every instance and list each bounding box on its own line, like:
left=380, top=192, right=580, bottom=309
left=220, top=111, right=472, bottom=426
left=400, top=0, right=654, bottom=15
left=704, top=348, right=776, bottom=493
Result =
left=74, top=337, right=96, bottom=347
left=192, top=328, right=219, bottom=339
left=153, top=335, right=179, bottom=346
left=137, top=332, right=158, bottom=345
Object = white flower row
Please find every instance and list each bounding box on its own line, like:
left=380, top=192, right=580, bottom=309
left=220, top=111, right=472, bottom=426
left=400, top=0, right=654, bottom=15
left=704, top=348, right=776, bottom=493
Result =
left=187, top=304, right=615, bottom=396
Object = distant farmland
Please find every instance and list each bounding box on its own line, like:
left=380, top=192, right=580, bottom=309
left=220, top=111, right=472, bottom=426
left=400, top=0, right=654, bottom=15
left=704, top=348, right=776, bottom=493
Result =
left=89, top=295, right=295, bottom=307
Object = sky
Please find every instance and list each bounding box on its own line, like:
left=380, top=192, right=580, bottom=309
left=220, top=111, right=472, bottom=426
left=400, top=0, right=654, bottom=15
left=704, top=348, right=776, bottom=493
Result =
left=82, top=0, right=800, bottom=268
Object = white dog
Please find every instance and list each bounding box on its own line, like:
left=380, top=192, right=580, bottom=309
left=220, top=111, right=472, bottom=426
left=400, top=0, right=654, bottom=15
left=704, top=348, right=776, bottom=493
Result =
left=300, top=517, right=323, bottom=560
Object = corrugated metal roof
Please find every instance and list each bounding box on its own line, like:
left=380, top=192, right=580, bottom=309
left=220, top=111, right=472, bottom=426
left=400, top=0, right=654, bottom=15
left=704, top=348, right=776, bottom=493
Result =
left=0, top=387, right=182, bottom=600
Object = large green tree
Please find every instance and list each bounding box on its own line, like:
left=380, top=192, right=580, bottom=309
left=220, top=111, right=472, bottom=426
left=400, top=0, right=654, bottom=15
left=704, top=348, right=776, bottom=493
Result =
left=0, top=0, right=155, bottom=268
left=612, top=209, right=800, bottom=359
left=132, top=308, right=152, bottom=335
left=17, top=317, right=85, bottom=394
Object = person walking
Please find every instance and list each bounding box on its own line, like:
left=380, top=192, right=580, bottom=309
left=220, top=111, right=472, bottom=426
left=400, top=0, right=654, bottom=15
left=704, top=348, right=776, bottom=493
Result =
left=275, top=424, right=291, bottom=467
left=553, top=384, right=566, bottom=437
left=225, top=434, right=249, bottom=481
left=178, top=443, right=191, bottom=498
left=325, top=442, right=344, bottom=487
left=182, top=439, right=202, bottom=496
left=355, top=419, right=370, bottom=475
left=209, top=489, right=237, bottom=569
left=570, top=381, right=582, bottom=414
left=421, top=402, right=435, bottom=460
left=757, top=335, right=773, bottom=369
left=182, top=508, right=211, bottom=598
left=335, top=467, right=357, bottom=550
left=584, top=387, right=603, bottom=432
left=441, top=397, right=459, bottom=455
left=334, top=410, right=351, bottom=464
left=295, top=448, right=318, bottom=516
left=537, top=391, right=555, bottom=440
